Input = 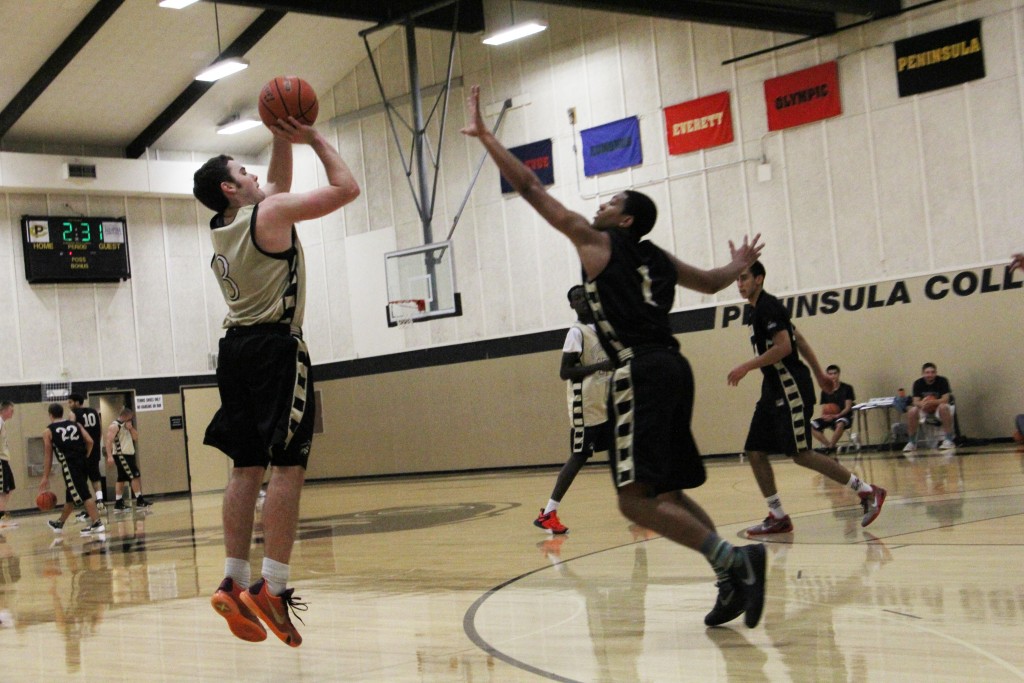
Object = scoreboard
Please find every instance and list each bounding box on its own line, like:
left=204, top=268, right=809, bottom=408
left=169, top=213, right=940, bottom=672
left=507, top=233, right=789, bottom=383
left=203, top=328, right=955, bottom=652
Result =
left=21, top=215, right=131, bottom=284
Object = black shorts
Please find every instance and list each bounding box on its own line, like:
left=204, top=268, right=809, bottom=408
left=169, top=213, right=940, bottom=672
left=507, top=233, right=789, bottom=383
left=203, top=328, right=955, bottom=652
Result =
left=744, top=379, right=815, bottom=456
left=205, top=325, right=315, bottom=469
left=85, top=451, right=102, bottom=482
left=608, top=348, right=706, bottom=495
left=810, top=415, right=851, bottom=431
left=113, top=453, right=141, bottom=482
left=570, top=422, right=612, bottom=460
left=0, top=460, right=14, bottom=494
left=56, top=453, right=92, bottom=507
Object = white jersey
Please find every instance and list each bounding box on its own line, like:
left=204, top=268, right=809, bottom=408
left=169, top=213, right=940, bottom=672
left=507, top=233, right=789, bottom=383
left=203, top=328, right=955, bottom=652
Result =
left=209, top=204, right=306, bottom=332
left=111, top=420, right=136, bottom=456
left=0, top=416, right=9, bottom=462
left=564, top=322, right=611, bottom=427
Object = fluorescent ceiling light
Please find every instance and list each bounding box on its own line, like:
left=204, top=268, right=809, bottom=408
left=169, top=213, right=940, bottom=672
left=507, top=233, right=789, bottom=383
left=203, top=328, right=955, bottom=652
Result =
left=482, top=20, right=547, bottom=46
left=159, top=0, right=200, bottom=8
left=195, top=58, right=249, bottom=82
left=217, top=118, right=262, bottom=135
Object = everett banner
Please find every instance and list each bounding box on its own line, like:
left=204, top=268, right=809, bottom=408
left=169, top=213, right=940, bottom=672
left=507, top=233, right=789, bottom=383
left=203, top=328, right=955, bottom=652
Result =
left=664, top=91, right=734, bottom=155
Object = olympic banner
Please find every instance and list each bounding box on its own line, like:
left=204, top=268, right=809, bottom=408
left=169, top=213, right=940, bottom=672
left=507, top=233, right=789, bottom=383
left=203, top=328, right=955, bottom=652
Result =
left=664, top=91, right=734, bottom=155
left=894, top=20, right=984, bottom=97
left=501, top=138, right=554, bottom=194
left=764, top=61, right=841, bottom=132
left=580, top=116, right=642, bottom=177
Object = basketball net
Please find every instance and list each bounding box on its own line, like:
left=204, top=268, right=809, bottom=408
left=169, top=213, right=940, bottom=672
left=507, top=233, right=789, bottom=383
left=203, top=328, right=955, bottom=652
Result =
left=389, top=299, right=425, bottom=327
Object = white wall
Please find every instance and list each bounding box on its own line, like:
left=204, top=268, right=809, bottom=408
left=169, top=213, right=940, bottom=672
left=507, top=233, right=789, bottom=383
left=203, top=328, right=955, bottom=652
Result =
left=1, top=0, right=1023, bottom=386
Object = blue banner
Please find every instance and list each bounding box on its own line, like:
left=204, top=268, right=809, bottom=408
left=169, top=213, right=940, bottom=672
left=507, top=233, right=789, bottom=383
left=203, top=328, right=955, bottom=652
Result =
left=581, top=116, right=642, bottom=176
left=501, top=139, right=554, bottom=194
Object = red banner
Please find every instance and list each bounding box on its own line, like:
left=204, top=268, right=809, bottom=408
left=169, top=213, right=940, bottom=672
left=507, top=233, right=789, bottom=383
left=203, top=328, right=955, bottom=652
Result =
left=764, top=61, right=841, bottom=131
left=664, top=91, right=734, bottom=155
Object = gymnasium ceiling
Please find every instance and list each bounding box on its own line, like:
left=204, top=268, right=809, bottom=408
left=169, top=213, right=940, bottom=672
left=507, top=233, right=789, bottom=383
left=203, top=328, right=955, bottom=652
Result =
left=0, top=0, right=901, bottom=160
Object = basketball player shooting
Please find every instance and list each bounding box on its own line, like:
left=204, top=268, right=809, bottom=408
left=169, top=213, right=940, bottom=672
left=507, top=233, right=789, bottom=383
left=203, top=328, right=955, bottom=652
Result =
left=193, top=100, right=359, bottom=646
left=462, top=84, right=769, bottom=629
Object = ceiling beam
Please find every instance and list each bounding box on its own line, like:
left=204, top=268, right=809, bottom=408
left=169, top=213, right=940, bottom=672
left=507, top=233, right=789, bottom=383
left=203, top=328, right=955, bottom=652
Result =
left=125, top=10, right=285, bottom=159
left=213, top=0, right=485, bottom=33
left=736, top=0, right=900, bottom=17
left=538, top=0, right=836, bottom=35
left=0, top=0, right=125, bottom=141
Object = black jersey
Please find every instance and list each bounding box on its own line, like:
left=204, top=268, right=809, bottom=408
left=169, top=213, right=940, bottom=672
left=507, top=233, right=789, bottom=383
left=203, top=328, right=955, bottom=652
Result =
left=747, top=290, right=812, bottom=400
left=72, top=407, right=102, bottom=447
left=912, top=375, right=952, bottom=400
left=47, top=420, right=89, bottom=460
left=584, top=229, right=679, bottom=363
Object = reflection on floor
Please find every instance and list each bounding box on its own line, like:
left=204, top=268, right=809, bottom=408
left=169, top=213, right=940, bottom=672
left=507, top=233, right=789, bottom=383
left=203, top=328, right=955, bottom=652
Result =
left=0, top=444, right=1022, bottom=681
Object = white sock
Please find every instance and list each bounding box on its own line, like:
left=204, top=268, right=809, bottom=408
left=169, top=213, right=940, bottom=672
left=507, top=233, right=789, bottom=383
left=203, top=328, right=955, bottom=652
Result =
left=848, top=474, right=872, bottom=494
left=224, top=558, right=250, bottom=589
left=543, top=499, right=560, bottom=515
left=262, top=558, right=290, bottom=596
left=766, top=494, right=787, bottom=518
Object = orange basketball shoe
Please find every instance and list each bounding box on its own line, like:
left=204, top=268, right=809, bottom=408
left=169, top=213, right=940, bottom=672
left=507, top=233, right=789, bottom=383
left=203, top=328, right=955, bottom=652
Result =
left=533, top=509, right=568, bottom=534
left=211, top=578, right=266, bottom=643
left=239, top=578, right=307, bottom=647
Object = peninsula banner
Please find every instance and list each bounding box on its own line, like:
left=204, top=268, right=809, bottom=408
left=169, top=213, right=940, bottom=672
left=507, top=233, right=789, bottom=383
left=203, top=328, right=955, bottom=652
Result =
left=501, top=139, right=554, bottom=194
left=894, top=20, right=984, bottom=97
left=580, top=116, right=642, bottom=176
left=764, top=61, right=841, bottom=132
left=664, top=91, right=734, bottom=155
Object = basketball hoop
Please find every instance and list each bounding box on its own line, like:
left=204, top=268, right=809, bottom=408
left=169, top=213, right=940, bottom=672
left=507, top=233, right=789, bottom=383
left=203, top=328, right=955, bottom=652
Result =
left=387, top=299, right=426, bottom=327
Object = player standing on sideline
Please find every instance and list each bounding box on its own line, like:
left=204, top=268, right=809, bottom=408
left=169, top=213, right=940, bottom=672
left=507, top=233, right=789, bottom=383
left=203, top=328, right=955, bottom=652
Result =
left=39, top=404, right=104, bottom=536
left=68, top=394, right=105, bottom=517
left=534, top=285, right=614, bottom=535
left=728, top=261, right=886, bottom=536
left=105, top=408, right=150, bottom=511
left=0, top=401, right=16, bottom=529
left=463, top=84, right=768, bottom=629
left=193, top=113, right=359, bottom=646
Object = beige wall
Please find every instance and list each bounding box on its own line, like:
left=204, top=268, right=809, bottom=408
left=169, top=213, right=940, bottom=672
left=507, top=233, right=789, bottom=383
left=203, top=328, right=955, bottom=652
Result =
left=4, top=266, right=1020, bottom=508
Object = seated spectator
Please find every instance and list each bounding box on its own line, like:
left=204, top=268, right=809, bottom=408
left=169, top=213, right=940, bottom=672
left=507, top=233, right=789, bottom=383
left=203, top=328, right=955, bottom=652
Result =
left=1014, top=414, right=1023, bottom=445
left=903, top=362, right=956, bottom=453
left=810, top=364, right=855, bottom=455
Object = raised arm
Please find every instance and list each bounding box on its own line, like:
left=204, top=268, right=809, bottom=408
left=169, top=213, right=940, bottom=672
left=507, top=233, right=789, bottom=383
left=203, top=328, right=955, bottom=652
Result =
left=461, top=85, right=610, bottom=279
left=1010, top=252, right=1024, bottom=274
left=256, top=119, right=361, bottom=251
left=667, top=234, right=763, bottom=294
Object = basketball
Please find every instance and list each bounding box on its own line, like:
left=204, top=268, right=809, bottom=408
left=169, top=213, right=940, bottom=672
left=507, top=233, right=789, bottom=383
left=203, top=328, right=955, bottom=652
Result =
left=821, top=403, right=841, bottom=418
left=36, top=490, right=57, bottom=511
left=258, top=76, right=318, bottom=128
left=921, top=396, right=939, bottom=414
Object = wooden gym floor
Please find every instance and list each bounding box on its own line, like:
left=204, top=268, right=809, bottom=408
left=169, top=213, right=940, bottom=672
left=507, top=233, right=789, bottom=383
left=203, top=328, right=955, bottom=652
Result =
left=0, top=444, right=1022, bottom=681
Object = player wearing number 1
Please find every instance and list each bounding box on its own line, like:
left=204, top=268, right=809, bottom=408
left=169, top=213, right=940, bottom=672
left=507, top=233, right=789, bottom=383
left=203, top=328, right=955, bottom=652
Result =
left=193, top=113, right=359, bottom=646
left=462, top=84, right=768, bottom=628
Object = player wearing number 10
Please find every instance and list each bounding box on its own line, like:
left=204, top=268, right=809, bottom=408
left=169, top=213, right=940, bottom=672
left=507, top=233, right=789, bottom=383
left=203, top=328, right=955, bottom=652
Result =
left=68, top=394, right=104, bottom=511
left=192, top=115, right=359, bottom=646
left=462, top=84, right=768, bottom=629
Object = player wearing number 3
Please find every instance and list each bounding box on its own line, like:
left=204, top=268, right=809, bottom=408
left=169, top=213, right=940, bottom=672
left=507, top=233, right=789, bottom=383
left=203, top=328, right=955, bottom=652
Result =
left=463, top=84, right=769, bottom=628
left=193, top=114, right=359, bottom=646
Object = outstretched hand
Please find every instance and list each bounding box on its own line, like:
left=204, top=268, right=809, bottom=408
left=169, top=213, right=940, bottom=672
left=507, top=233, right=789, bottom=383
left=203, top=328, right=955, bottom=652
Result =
left=1011, top=252, right=1024, bottom=274
left=460, top=85, right=486, bottom=138
left=269, top=116, right=316, bottom=145
left=729, top=233, right=764, bottom=268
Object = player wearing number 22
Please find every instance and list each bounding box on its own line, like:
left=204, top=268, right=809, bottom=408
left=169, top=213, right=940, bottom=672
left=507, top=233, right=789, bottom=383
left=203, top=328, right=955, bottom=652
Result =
left=192, top=114, right=359, bottom=646
left=462, top=84, right=768, bottom=629
left=39, top=404, right=104, bottom=536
